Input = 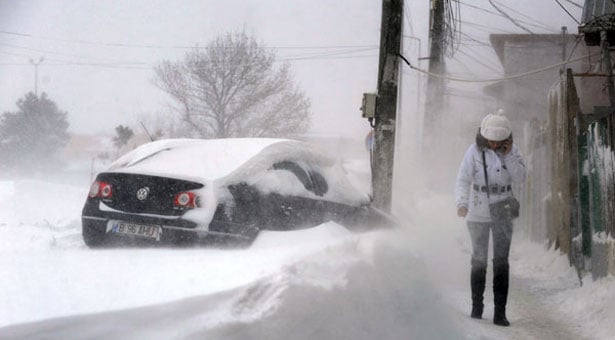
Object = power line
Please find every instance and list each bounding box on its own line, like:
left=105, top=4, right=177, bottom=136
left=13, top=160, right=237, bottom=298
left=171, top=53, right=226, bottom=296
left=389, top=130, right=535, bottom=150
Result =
left=44, top=61, right=151, bottom=69
left=270, top=45, right=379, bottom=50
left=0, top=50, right=31, bottom=58
left=458, top=20, right=519, bottom=34
left=279, top=53, right=378, bottom=62
left=278, top=46, right=377, bottom=59
left=0, top=42, right=146, bottom=65
left=553, top=0, right=581, bottom=25
left=0, top=30, right=29, bottom=37
left=449, top=52, right=476, bottom=75
left=488, top=0, right=534, bottom=34
left=563, top=0, right=583, bottom=9
left=445, top=0, right=462, bottom=56
left=0, top=31, right=379, bottom=69
left=455, top=0, right=501, bottom=16
left=454, top=48, right=503, bottom=73
left=397, top=52, right=596, bottom=83
left=459, top=32, right=492, bottom=47
left=0, top=29, right=378, bottom=52
left=0, top=30, right=194, bottom=49
left=455, top=0, right=558, bottom=33
left=0, top=49, right=379, bottom=70
left=457, top=41, right=492, bottom=48
left=492, top=0, right=572, bottom=32
left=0, top=49, right=151, bottom=68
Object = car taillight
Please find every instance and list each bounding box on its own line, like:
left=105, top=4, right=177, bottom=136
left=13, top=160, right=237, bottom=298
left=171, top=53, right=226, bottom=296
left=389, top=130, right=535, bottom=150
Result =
left=88, top=181, right=113, bottom=199
left=173, top=191, right=197, bottom=209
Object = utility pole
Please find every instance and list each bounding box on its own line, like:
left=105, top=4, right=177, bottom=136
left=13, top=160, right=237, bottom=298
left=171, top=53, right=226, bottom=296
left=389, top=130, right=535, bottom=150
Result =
left=424, top=0, right=446, bottom=143
left=29, top=56, right=44, bottom=96
left=371, top=0, right=403, bottom=212
left=600, top=30, right=615, bottom=106
left=561, top=26, right=568, bottom=75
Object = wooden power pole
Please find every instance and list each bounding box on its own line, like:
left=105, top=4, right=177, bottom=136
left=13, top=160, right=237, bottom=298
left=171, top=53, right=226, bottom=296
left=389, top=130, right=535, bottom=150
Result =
left=372, top=0, right=403, bottom=212
left=424, top=0, right=446, bottom=143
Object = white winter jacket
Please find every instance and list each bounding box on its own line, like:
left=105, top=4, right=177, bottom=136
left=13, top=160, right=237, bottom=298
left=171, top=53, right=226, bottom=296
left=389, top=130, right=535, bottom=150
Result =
left=455, top=143, right=526, bottom=222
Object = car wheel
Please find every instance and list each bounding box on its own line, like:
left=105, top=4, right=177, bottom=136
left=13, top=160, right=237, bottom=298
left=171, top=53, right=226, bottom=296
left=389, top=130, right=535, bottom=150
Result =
left=82, top=222, right=107, bottom=248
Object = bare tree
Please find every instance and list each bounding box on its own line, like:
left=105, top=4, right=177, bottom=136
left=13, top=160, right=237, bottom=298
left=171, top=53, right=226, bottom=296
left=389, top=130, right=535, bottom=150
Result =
left=154, top=31, right=311, bottom=138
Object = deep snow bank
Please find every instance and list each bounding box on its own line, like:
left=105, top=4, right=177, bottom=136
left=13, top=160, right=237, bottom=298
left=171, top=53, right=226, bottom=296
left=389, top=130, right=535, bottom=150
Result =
left=201, top=231, right=462, bottom=340
left=0, top=220, right=363, bottom=328
left=0, top=180, right=86, bottom=250
left=1, top=229, right=463, bottom=340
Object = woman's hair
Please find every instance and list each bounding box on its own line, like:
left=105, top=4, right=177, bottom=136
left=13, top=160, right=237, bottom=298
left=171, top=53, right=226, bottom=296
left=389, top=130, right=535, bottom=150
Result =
left=476, top=128, right=489, bottom=149
left=476, top=128, right=512, bottom=150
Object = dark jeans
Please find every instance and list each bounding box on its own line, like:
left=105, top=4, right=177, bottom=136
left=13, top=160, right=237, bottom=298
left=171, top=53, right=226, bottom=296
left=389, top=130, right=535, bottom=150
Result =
left=467, top=220, right=513, bottom=309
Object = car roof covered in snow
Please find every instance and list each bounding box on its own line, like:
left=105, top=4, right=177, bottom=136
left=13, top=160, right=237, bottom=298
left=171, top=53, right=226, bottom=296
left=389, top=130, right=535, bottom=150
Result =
left=105, top=138, right=368, bottom=206
left=107, top=138, right=316, bottom=181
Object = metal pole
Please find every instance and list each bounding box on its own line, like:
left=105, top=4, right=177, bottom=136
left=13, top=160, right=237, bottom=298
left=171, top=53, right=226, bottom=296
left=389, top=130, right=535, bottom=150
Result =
left=29, top=57, right=44, bottom=96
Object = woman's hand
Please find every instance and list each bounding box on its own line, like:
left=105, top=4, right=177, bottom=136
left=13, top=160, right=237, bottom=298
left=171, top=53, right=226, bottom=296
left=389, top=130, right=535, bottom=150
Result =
left=457, top=206, right=468, bottom=218
left=487, top=138, right=512, bottom=154
left=499, top=139, right=512, bottom=154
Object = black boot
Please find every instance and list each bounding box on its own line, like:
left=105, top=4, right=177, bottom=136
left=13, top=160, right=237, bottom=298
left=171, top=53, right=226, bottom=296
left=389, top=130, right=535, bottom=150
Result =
left=470, top=264, right=486, bottom=319
left=471, top=305, right=483, bottom=319
left=493, top=306, right=510, bottom=326
left=493, top=261, right=510, bottom=326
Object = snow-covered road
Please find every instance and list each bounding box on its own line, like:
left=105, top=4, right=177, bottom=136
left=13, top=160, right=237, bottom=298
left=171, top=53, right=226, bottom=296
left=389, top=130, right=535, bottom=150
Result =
left=1, top=179, right=614, bottom=339
left=407, top=191, right=614, bottom=340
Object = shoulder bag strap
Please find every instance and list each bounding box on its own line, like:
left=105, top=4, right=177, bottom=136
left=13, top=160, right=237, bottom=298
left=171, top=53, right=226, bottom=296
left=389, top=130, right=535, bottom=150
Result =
left=482, top=150, right=490, bottom=201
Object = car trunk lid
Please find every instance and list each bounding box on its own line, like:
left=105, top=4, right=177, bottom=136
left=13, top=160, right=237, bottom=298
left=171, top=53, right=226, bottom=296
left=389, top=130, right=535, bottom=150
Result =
left=95, top=172, right=204, bottom=216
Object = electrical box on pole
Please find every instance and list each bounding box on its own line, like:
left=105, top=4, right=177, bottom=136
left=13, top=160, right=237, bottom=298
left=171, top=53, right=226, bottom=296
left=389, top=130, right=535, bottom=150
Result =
left=361, top=93, right=377, bottom=119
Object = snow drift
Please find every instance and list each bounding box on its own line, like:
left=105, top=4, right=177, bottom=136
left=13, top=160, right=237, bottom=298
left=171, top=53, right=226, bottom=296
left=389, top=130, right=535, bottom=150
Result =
left=1, top=222, right=461, bottom=339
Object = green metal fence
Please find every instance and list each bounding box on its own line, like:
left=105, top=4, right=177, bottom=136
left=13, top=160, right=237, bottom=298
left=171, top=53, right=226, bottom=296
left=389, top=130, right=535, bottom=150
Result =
left=585, top=116, right=615, bottom=278
left=535, top=69, right=615, bottom=279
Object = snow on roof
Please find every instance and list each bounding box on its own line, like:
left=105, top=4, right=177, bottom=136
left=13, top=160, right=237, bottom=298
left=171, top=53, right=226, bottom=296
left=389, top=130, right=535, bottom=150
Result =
left=107, top=138, right=291, bottom=181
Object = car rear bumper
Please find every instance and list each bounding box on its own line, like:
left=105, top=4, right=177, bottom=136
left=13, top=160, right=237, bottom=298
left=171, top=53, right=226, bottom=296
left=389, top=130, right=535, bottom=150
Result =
left=82, top=215, right=255, bottom=243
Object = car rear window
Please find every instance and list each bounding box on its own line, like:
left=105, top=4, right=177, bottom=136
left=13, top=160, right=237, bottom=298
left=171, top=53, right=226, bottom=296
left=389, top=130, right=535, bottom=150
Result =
left=273, top=161, right=328, bottom=196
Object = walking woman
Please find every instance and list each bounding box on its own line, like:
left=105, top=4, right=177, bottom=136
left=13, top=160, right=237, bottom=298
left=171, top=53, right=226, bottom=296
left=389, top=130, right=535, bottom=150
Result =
left=455, top=110, right=526, bottom=326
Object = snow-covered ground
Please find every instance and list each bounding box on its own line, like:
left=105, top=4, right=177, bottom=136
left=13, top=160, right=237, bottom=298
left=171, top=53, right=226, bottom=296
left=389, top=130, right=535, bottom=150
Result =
left=1, top=178, right=614, bottom=339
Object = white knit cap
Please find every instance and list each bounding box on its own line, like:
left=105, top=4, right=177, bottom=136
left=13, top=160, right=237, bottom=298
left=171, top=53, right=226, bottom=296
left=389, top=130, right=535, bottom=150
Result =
left=480, top=109, right=511, bottom=141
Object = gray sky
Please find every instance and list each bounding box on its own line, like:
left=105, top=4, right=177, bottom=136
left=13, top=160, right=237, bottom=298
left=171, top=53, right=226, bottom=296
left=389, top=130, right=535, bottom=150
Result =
left=0, top=0, right=582, bottom=139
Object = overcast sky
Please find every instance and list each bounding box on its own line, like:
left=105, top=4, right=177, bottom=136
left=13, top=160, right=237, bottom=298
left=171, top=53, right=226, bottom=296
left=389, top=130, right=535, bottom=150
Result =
left=0, top=0, right=582, bottom=139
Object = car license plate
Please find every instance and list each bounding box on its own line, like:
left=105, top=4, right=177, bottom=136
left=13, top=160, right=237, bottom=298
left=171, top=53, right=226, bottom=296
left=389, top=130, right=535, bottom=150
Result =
left=109, top=221, right=161, bottom=240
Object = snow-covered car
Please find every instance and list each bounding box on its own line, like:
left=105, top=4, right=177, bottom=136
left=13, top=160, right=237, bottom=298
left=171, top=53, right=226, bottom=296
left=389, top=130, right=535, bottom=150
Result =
left=81, top=138, right=392, bottom=247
